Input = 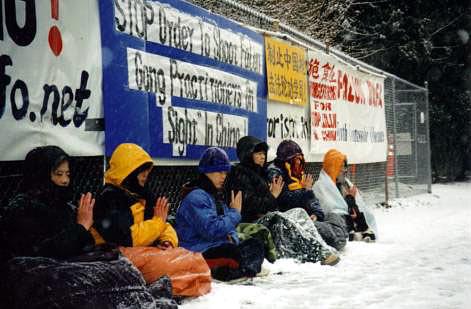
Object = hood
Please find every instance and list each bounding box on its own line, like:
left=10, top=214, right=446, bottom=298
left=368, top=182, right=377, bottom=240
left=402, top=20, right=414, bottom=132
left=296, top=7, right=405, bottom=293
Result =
left=198, top=147, right=232, bottom=174
left=105, top=143, right=153, bottom=187
left=236, top=136, right=268, bottom=164
left=276, top=140, right=303, bottom=162
left=322, top=149, right=347, bottom=183
left=21, top=145, right=73, bottom=206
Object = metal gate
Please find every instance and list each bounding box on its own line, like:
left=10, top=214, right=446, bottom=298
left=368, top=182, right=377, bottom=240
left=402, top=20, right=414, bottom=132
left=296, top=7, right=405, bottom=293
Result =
left=395, top=103, right=418, bottom=181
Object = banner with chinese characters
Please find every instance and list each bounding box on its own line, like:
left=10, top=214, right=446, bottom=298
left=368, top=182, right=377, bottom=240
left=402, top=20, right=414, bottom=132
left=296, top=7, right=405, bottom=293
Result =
left=265, top=36, right=307, bottom=105
left=308, top=50, right=387, bottom=163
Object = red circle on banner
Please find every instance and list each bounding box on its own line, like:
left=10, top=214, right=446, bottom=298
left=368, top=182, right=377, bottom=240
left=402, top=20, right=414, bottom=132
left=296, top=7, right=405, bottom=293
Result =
left=48, top=26, right=63, bottom=56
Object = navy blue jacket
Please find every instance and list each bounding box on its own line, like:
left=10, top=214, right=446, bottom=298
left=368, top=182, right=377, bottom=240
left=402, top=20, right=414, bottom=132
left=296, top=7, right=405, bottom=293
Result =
left=266, top=162, right=325, bottom=221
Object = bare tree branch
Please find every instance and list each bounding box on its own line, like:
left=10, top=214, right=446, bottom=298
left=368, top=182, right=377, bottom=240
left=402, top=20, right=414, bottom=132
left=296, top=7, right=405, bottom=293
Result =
left=430, top=13, right=466, bottom=37
left=340, top=24, right=379, bottom=36
left=350, top=0, right=389, bottom=5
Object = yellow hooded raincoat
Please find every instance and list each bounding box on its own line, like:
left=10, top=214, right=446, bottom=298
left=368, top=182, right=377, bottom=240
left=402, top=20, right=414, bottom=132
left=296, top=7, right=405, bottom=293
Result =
left=94, top=143, right=211, bottom=297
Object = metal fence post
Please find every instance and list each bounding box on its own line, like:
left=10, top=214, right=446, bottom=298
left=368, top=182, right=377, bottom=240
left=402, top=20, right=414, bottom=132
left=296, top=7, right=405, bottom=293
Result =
left=391, top=79, right=400, bottom=198
left=384, top=157, right=389, bottom=205
left=424, top=82, right=432, bottom=193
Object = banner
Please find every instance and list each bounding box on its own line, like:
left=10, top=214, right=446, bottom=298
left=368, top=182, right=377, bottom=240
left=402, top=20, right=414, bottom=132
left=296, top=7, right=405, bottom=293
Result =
left=308, top=50, right=387, bottom=163
left=0, top=0, right=104, bottom=160
left=266, top=101, right=310, bottom=161
left=100, top=0, right=266, bottom=160
left=265, top=36, right=307, bottom=105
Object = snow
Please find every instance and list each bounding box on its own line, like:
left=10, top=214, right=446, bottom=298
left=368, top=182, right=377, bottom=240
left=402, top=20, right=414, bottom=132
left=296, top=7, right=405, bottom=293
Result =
left=181, top=182, right=471, bottom=309
left=457, top=29, right=469, bottom=45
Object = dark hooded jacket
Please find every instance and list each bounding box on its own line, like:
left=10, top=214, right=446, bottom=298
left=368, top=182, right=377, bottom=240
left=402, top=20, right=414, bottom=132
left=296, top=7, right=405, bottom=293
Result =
left=0, top=146, right=95, bottom=261
left=225, top=136, right=278, bottom=223
left=266, top=140, right=324, bottom=220
left=93, top=144, right=177, bottom=248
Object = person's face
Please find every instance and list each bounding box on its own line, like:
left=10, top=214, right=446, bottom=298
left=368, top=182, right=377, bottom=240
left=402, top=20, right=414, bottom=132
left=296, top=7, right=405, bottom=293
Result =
left=252, top=151, right=266, bottom=167
left=336, top=161, right=348, bottom=183
left=51, top=161, right=70, bottom=187
left=290, top=154, right=305, bottom=178
left=137, top=167, right=152, bottom=187
left=206, top=171, right=228, bottom=189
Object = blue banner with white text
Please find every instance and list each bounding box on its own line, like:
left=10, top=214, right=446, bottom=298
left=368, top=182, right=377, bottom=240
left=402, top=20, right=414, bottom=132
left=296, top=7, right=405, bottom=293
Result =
left=99, top=0, right=267, bottom=160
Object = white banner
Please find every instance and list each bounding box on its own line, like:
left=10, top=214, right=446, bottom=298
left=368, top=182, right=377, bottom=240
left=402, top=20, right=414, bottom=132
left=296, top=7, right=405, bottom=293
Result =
left=115, top=0, right=264, bottom=74
left=163, top=105, right=248, bottom=156
left=0, top=0, right=104, bottom=160
left=127, top=48, right=257, bottom=112
left=267, top=101, right=311, bottom=161
left=308, top=50, right=387, bottom=163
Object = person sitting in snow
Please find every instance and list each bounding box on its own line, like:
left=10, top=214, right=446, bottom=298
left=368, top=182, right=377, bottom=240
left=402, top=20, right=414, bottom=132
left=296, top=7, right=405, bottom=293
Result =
left=265, top=140, right=349, bottom=253
left=266, top=140, right=324, bottom=219
left=93, top=143, right=211, bottom=297
left=226, top=139, right=339, bottom=265
left=313, top=149, right=377, bottom=242
left=0, top=146, right=162, bottom=308
left=175, top=147, right=265, bottom=282
left=1, top=146, right=97, bottom=261
left=223, top=136, right=281, bottom=263
left=224, top=136, right=283, bottom=223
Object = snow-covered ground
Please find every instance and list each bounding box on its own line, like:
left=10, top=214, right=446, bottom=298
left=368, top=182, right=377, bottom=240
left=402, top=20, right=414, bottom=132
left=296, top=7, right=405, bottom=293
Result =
left=182, top=182, right=471, bottom=309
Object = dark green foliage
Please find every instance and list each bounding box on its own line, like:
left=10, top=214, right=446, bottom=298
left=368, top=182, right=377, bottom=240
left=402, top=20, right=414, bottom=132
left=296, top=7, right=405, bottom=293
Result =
left=337, top=1, right=471, bottom=181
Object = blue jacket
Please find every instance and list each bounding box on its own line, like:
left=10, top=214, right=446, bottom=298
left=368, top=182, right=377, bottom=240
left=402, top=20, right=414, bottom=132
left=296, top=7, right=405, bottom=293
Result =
left=175, top=187, right=241, bottom=253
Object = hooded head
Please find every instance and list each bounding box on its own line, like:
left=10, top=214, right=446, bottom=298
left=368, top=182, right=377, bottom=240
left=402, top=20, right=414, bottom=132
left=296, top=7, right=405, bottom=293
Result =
left=236, top=136, right=268, bottom=166
left=276, top=140, right=303, bottom=162
left=105, top=144, right=154, bottom=191
left=276, top=140, right=305, bottom=181
left=198, top=147, right=231, bottom=190
left=22, top=145, right=72, bottom=203
left=322, top=149, right=347, bottom=183
left=198, top=147, right=231, bottom=174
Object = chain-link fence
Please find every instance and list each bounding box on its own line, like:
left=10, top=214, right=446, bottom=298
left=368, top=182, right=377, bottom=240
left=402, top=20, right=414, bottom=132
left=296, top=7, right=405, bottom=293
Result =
left=0, top=0, right=431, bottom=211
left=189, top=0, right=432, bottom=204
left=390, top=79, right=432, bottom=197
left=192, top=0, right=432, bottom=203
left=0, top=159, right=198, bottom=217
left=0, top=157, right=105, bottom=218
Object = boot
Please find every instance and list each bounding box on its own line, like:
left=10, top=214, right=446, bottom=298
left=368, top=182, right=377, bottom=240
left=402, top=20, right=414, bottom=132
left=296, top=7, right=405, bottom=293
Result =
left=321, top=254, right=340, bottom=266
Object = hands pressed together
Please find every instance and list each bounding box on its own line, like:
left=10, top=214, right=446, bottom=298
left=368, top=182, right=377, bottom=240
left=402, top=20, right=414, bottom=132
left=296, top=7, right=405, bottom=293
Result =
left=301, top=174, right=314, bottom=190
left=153, top=196, right=169, bottom=223
left=229, top=190, right=242, bottom=213
left=77, top=192, right=95, bottom=230
left=346, top=185, right=358, bottom=197
left=269, top=176, right=284, bottom=198
left=153, top=197, right=174, bottom=249
left=157, top=241, right=174, bottom=250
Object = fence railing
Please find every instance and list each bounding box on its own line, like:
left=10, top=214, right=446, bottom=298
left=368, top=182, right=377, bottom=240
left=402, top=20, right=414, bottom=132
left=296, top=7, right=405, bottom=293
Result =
left=190, top=0, right=432, bottom=204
